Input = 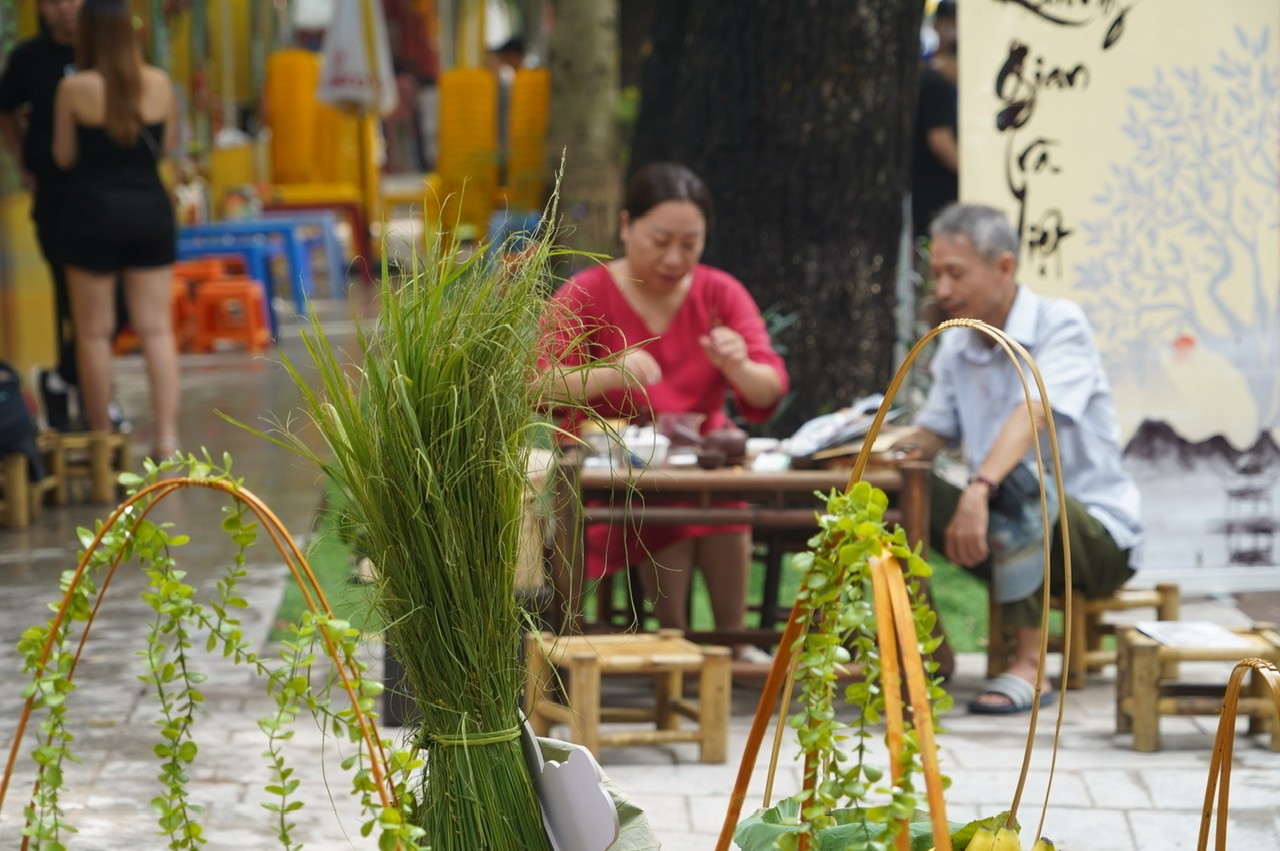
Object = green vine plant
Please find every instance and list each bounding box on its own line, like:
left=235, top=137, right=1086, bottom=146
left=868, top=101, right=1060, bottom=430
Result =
left=1, top=452, right=425, bottom=850
left=789, top=481, right=950, bottom=846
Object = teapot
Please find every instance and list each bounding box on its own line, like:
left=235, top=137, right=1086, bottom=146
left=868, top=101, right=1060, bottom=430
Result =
left=703, top=424, right=748, bottom=463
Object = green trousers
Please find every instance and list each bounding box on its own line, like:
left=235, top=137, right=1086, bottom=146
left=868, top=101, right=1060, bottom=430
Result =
left=930, top=476, right=1135, bottom=628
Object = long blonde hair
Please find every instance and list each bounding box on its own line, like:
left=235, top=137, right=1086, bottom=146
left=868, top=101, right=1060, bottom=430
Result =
left=75, top=0, right=143, bottom=145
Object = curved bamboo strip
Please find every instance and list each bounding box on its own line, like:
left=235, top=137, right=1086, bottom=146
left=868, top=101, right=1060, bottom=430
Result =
left=1197, top=658, right=1280, bottom=851
left=716, top=318, right=1074, bottom=850
left=0, top=476, right=402, bottom=848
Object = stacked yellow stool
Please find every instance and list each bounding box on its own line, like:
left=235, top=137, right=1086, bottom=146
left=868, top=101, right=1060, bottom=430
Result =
left=435, top=68, right=498, bottom=237
left=524, top=629, right=731, bottom=762
left=505, top=67, right=551, bottom=212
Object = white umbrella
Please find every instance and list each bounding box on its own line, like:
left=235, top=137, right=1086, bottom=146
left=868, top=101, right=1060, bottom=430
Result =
left=317, top=0, right=398, bottom=116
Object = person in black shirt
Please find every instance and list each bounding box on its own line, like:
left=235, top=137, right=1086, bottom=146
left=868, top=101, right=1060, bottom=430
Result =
left=910, top=0, right=959, bottom=242
left=0, top=0, right=82, bottom=431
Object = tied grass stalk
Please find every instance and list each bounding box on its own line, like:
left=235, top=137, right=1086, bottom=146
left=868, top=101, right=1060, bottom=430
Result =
left=272, top=227, right=569, bottom=850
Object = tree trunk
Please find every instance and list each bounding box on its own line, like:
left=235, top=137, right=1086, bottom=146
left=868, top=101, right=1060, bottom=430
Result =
left=630, top=1, right=923, bottom=433
left=546, top=0, right=621, bottom=261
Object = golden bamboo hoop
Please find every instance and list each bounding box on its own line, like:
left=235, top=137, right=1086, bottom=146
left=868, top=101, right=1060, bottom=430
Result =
left=0, top=477, right=403, bottom=849
left=1197, top=658, right=1280, bottom=851
left=716, top=319, right=1075, bottom=851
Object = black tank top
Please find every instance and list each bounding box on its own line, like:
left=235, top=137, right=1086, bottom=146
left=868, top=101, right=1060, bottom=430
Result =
left=72, top=121, right=165, bottom=180
left=65, top=121, right=172, bottom=239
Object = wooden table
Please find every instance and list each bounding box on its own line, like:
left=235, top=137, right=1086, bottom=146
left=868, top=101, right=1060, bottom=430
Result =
left=547, top=453, right=931, bottom=646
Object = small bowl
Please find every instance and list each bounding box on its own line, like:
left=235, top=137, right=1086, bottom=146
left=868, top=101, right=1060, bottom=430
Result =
left=695, top=448, right=727, bottom=470
left=619, top=433, right=671, bottom=468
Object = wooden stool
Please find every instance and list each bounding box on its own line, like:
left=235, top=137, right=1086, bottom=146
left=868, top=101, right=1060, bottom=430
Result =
left=191, top=277, right=272, bottom=353
left=988, top=583, right=1182, bottom=690
left=54, top=432, right=131, bottom=504
left=524, top=629, right=731, bottom=762
left=1116, top=624, right=1280, bottom=752
left=0, top=432, right=64, bottom=527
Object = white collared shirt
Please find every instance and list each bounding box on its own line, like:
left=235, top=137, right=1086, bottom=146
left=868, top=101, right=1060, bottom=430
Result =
left=916, top=286, right=1143, bottom=554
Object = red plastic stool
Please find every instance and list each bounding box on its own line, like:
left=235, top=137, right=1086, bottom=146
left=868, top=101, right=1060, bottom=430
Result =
left=191, top=278, right=272, bottom=353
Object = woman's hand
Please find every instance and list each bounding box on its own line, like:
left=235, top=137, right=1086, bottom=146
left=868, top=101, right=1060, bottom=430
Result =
left=699, top=326, right=748, bottom=373
left=617, top=349, right=663, bottom=388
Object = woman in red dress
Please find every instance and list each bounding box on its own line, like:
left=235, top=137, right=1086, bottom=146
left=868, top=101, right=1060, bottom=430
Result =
left=546, top=163, right=789, bottom=657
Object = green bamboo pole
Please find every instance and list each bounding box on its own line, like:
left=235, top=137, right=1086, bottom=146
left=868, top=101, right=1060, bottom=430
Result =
left=189, top=0, right=211, bottom=154
left=148, top=0, right=170, bottom=69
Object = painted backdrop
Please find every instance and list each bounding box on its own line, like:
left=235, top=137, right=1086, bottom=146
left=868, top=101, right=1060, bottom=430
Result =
left=960, top=0, right=1280, bottom=592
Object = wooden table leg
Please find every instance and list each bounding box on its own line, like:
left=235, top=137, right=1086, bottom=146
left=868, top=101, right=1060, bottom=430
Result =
left=1, top=454, right=30, bottom=527
left=568, top=651, right=601, bottom=756
left=899, top=461, right=931, bottom=555
left=549, top=459, right=585, bottom=635
left=699, top=646, right=731, bottom=764
left=524, top=632, right=553, bottom=738
left=1130, top=637, right=1161, bottom=752
left=1116, top=628, right=1133, bottom=734
left=655, top=668, right=681, bottom=732
left=1156, top=583, right=1182, bottom=681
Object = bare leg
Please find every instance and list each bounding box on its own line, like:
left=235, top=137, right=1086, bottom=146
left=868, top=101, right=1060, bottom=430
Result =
left=123, top=266, right=180, bottom=453
left=693, top=531, right=751, bottom=631
left=636, top=538, right=694, bottom=631
left=67, top=265, right=117, bottom=433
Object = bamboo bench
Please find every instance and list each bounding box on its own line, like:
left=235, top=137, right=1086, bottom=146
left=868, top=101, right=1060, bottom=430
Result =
left=989, top=583, right=1181, bottom=690
left=1116, top=624, right=1280, bottom=751
left=0, top=432, right=65, bottom=528
left=524, top=629, right=730, bottom=763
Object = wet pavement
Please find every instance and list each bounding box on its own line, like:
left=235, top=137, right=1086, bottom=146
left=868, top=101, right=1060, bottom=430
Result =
left=1, top=297, right=1279, bottom=850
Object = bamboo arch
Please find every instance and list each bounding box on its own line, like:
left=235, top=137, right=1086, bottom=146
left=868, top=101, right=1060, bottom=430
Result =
left=1198, top=658, right=1280, bottom=851
left=0, top=476, right=402, bottom=849
left=716, top=319, right=1076, bottom=851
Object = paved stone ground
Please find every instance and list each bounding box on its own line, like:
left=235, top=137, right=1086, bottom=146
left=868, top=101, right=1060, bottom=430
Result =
left=1, top=299, right=1278, bottom=850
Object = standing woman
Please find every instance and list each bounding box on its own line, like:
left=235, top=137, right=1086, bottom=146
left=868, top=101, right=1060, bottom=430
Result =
left=52, top=0, right=179, bottom=457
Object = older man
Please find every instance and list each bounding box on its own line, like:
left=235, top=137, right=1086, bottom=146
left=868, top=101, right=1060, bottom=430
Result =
left=897, top=203, right=1142, bottom=713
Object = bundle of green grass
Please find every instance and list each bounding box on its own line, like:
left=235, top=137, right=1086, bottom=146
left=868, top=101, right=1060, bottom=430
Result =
left=279, top=229, right=566, bottom=850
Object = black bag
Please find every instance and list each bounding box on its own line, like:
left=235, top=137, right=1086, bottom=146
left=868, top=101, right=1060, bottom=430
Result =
left=989, top=462, right=1041, bottom=518
left=0, top=362, right=47, bottom=481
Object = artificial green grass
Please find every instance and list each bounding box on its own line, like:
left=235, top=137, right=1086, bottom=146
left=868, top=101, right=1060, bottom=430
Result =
left=275, top=489, right=990, bottom=652
left=565, top=546, right=991, bottom=653
left=270, top=490, right=382, bottom=641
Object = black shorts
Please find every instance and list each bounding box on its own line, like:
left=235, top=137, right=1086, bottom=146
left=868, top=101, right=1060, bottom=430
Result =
left=64, top=224, right=176, bottom=274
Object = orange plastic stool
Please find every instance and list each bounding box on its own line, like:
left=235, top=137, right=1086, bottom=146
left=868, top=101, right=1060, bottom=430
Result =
left=114, top=280, right=200, bottom=354
left=191, top=278, right=271, bottom=353
left=174, top=257, right=243, bottom=287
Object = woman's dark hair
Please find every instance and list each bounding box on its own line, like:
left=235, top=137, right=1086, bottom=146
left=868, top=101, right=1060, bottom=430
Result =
left=623, top=162, right=714, bottom=224
left=76, top=0, right=144, bottom=145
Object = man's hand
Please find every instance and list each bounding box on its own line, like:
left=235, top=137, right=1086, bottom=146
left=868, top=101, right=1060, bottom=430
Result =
left=944, top=485, right=991, bottom=567
left=698, top=325, right=748, bottom=373
left=888, top=428, right=944, bottom=463
left=20, top=170, right=35, bottom=192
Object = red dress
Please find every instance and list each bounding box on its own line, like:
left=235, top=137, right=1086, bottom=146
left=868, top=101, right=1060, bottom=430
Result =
left=546, top=263, right=789, bottom=578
